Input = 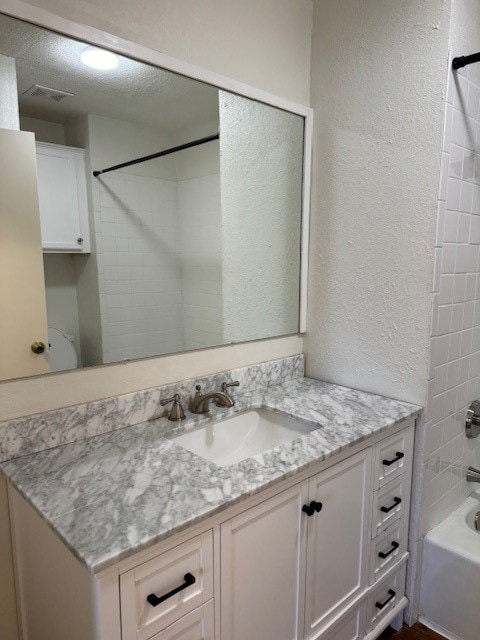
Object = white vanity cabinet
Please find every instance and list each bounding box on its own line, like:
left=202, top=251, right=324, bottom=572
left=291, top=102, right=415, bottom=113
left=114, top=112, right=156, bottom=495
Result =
left=9, top=421, right=415, bottom=640
left=219, top=449, right=371, bottom=640
left=35, top=142, right=90, bottom=253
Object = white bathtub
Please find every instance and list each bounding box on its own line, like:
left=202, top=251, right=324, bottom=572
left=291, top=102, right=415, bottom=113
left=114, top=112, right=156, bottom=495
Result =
left=420, top=490, right=480, bottom=640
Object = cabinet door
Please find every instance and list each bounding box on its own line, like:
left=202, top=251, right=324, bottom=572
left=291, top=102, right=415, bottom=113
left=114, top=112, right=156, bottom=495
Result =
left=35, top=143, right=87, bottom=252
left=304, top=449, right=372, bottom=638
left=220, top=482, right=308, bottom=640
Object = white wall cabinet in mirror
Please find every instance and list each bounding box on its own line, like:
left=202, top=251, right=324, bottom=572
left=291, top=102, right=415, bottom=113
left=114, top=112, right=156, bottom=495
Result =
left=0, top=8, right=312, bottom=380
left=36, top=142, right=90, bottom=253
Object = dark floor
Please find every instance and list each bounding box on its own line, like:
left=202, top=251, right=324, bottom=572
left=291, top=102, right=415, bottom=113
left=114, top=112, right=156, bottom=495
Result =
left=378, top=623, right=445, bottom=640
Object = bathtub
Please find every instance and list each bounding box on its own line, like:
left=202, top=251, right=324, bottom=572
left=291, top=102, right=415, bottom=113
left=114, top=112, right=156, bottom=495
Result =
left=420, top=491, right=480, bottom=640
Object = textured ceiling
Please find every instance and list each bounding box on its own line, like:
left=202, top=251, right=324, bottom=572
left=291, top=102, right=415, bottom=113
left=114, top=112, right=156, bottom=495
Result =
left=0, top=13, right=218, bottom=132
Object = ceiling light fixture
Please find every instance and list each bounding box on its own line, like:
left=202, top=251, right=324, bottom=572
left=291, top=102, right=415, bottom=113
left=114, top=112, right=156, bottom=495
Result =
left=80, top=48, right=119, bottom=70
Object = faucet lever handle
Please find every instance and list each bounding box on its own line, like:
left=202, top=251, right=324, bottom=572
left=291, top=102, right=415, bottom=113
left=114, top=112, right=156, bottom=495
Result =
left=160, top=393, right=185, bottom=421
left=221, top=380, right=240, bottom=393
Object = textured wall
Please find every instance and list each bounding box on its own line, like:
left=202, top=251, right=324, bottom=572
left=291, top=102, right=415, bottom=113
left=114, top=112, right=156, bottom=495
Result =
left=0, top=54, right=19, bottom=129
left=306, top=0, right=451, bottom=406
left=219, top=91, right=303, bottom=343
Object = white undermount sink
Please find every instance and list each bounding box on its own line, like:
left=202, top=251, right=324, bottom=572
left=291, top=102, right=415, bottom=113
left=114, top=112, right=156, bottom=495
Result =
left=171, top=409, right=316, bottom=467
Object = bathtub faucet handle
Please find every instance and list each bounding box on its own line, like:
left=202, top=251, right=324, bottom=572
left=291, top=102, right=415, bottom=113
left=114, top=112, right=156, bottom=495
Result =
left=466, top=400, right=480, bottom=438
left=466, top=466, right=480, bottom=483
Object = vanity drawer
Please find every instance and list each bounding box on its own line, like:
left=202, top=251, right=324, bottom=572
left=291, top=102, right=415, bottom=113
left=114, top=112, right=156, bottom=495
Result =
left=371, top=475, right=408, bottom=538
left=366, top=563, right=406, bottom=632
left=151, top=600, right=214, bottom=640
left=374, top=425, right=413, bottom=489
left=120, top=531, right=214, bottom=640
left=369, top=518, right=407, bottom=584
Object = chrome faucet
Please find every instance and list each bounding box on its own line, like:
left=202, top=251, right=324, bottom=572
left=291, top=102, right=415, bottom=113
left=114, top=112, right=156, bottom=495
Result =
left=190, top=381, right=239, bottom=414
left=466, top=466, right=480, bottom=483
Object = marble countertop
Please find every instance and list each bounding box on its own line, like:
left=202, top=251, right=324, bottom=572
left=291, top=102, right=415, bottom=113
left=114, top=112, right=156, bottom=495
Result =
left=0, top=377, right=421, bottom=573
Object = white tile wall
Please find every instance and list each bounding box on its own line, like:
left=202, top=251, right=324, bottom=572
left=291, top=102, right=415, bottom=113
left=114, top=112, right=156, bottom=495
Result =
left=91, top=172, right=183, bottom=363
left=421, top=64, right=480, bottom=535
left=90, top=171, right=222, bottom=363
left=405, top=62, right=480, bottom=625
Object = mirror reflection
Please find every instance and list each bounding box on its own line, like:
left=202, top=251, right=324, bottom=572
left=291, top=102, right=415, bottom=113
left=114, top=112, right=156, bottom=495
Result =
left=0, top=13, right=304, bottom=375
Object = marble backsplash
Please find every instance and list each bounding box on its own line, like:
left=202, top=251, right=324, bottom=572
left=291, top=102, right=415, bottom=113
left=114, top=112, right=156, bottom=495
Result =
left=0, top=354, right=304, bottom=462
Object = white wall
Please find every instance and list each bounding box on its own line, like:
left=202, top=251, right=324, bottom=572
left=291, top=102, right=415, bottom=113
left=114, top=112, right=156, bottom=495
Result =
left=306, top=0, right=451, bottom=407
left=219, top=91, right=303, bottom=343
left=18, top=0, right=313, bottom=105
left=178, top=173, right=223, bottom=349
left=173, top=119, right=220, bottom=181
left=20, top=115, right=65, bottom=144
left=87, top=114, right=176, bottom=179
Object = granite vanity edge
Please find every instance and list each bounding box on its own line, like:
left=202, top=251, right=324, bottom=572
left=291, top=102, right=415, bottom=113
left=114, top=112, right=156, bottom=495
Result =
left=0, top=353, right=304, bottom=462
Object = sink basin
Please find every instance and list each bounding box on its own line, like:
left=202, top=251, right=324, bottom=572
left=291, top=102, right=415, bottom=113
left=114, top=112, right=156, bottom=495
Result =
left=171, top=409, right=316, bottom=467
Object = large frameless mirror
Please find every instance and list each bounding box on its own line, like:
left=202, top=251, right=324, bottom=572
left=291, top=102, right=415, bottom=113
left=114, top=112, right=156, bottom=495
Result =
left=0, top=11, right=308, bottom=378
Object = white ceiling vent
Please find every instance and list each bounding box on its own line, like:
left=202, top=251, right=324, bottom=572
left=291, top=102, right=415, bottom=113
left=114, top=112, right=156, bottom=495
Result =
left=23, top=84, right=74, bottom=102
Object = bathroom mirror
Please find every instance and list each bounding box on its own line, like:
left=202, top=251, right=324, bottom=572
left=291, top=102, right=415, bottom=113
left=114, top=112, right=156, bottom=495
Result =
left=0, top=11, right=309, bottom=378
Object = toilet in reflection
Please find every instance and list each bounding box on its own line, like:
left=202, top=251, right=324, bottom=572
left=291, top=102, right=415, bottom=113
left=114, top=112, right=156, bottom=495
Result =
left=47, top=327, right=78, bottom=372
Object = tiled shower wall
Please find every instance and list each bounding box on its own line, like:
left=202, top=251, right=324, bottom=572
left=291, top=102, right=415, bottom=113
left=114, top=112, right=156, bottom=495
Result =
left=422, top=63, right=480, bottom=534
left=406, top=60, right=480, bottom=625
left=92, top=171, right=222, bottom=363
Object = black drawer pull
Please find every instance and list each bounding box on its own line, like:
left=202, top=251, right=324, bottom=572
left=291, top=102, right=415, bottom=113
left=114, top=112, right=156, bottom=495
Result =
left=378, top=540, right=399, bottom=559
left=382, top=452, right=405, bottom=466
left=380, top=497, right=401, bottom=513
left=311, top=500, right=323, bottom=513
left=147, top=572, right=196, bottom=607
left=375, top=589, right=396, bottom=610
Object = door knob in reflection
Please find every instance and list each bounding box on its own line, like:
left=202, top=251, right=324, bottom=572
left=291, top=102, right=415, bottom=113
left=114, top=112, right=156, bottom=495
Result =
left=31, top=341, right=46, bottom=354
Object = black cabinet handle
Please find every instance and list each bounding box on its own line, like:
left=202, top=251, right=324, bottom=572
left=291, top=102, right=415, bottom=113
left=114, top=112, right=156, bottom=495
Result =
left=378, top=540, right=399, bottom=559
left=147, top=572, right=196, bottom=607
left=380, top=497, right=401, bottom=513
left=302, top=504, right=315, bottom=517
left=302, top=501, right=323, bottom=516
left=382, top=452, right=405, bottom=466
left=375, top=589, right=396, bottom=610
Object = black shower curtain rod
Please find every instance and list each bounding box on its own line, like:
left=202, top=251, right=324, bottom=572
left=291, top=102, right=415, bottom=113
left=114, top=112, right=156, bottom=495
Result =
left=452, top=53, right=480, bottom=70
left=93, top=132, right=220, bottom=177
